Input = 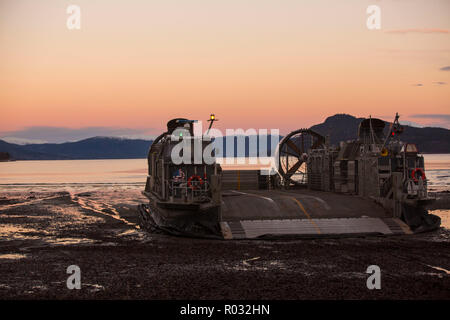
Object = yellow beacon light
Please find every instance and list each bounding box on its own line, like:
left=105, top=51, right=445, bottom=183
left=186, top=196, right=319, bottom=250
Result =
left=207, top=113, right=217, bottom=134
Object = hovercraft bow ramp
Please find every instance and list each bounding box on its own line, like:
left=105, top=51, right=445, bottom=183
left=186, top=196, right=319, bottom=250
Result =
left=219, top=189, right=411, bottom=239
left=139, top=115, right=440, bottom=240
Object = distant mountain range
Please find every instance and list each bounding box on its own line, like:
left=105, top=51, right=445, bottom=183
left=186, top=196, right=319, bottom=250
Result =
left=0, top=137, right=153, bottom=160
left=1, top=114, right=449, bottom=160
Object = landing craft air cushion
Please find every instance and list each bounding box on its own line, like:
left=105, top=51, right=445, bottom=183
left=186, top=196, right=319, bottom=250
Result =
left=138, top=114, right=440, bottom=239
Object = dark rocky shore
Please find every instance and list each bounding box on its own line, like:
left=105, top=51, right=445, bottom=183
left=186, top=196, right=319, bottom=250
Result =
left=0, top=188, right=449, bottom=299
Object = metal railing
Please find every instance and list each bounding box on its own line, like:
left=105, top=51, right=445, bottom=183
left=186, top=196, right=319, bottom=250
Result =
left=169, top=179, right=210, bottom=200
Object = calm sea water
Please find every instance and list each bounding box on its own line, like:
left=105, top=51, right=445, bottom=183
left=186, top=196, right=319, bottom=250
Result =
left=0, top=154, right=449, bottom=191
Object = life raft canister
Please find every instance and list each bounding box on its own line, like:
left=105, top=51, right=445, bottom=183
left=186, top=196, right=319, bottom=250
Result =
left=187, top=175, right=204, bottom=189
left=411, top=168, right=426, bottom=182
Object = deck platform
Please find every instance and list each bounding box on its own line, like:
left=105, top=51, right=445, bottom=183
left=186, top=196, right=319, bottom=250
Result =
left=220, top=189, right=412, bottom=239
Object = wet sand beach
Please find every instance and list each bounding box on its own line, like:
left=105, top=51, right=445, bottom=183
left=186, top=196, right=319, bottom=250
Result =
left=0, top=185, right=449, bottom=299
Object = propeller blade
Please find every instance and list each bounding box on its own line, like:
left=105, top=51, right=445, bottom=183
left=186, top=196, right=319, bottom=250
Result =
left=285, top=160, right=303, bottom=178
left=286, top=139, right=302, bottom=156
left=280, top=150, right=300, bottom=158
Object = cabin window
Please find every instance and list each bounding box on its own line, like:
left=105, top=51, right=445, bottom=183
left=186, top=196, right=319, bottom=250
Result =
left=418, top=157, right=424, bottom=168
left=407, top=158, right=415, bottom=168
left=378, top=157, right=389, bottom=166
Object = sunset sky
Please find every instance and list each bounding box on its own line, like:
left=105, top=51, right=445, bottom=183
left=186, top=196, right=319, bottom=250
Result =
left=0, top=0, right=449, bottom=143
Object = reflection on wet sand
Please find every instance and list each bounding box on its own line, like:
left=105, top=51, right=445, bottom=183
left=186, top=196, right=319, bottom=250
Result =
left=0, top=186, right=149, bottom=252
left=429, top=210, right=450, bottom=230
left=0, top=253, right=28, bottom=260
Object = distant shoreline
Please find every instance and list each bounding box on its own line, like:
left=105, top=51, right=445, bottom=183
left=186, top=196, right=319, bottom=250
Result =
left=3, top=152, right=450, bottom=162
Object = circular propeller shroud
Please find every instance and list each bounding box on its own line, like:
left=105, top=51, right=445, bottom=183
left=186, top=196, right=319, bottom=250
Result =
left=277, top=128, right=325, bottom=186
